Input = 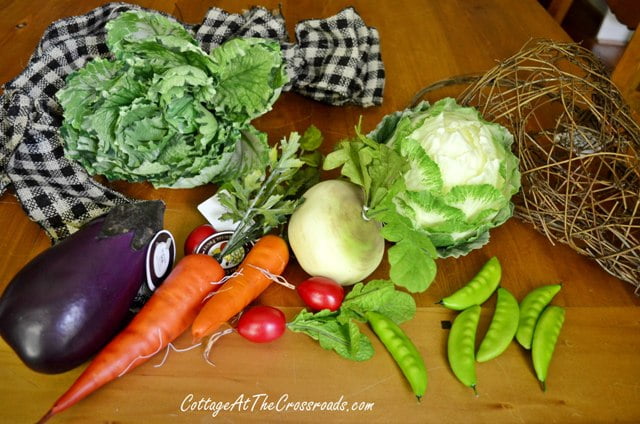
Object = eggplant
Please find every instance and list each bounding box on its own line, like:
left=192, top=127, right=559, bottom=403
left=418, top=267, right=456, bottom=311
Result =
left=0, top=200, right=165, bottom=374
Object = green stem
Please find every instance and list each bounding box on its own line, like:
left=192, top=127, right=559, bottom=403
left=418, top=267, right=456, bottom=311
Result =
left=219, top=167, right=284, bottom=258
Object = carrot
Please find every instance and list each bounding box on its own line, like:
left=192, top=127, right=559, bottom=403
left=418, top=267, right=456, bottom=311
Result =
left=38, top=254, right=224, bottom=423
left=191, top=234, right=289, bottom=341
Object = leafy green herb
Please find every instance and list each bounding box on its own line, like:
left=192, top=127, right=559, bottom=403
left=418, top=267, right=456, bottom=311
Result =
left=216, top=128, right=323, bottom=257
left=324, top=125, right=406, bottom=212
left=288, top=280, right=416, bottom=361
left=324, top=126, right=438, bottom=293
left=288, top=310, right=374, bottom=362
left=338, top=280, right=416, bottom=324
left=299, top=124, right=324, bottom=152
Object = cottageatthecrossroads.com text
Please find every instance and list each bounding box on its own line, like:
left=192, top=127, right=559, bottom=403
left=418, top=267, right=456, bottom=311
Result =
left=180, top=393, right=375, bottom=418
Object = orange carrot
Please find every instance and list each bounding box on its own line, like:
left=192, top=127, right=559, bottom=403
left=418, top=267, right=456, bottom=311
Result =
left=191, top=234, right=289, bottom=341
left=38, top=254, right=224, bottom=423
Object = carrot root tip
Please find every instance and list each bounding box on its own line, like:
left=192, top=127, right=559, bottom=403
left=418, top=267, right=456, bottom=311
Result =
left=36, top=409, right=54, bottom=424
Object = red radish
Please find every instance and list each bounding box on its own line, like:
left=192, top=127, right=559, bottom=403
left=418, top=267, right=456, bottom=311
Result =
left=297, top=276, right=345, bottom=312
left=184, top=224, right=216, bottom=255
left=237, top=306, right=286, bottom=343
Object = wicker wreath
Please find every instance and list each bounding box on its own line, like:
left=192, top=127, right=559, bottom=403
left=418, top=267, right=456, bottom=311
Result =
left=412, top=39, right=640, bottom=292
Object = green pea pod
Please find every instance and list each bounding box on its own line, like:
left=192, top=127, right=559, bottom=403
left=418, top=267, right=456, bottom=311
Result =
left=515, top=284, right=562, bottom=349
left=532, top=305, right=565, bottom=391
left=439, top=257, right=501, bottom=310
left=447, top=305, right=481, bottom=394
left=476, top=287, right=519, bottom=362
left=366, top=311, right=428, bottom=400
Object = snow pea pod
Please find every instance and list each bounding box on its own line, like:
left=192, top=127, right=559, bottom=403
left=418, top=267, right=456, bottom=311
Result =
left=532, top=305, right=565, bottom=391
left=447, top=305, right=481, bottom=394
left=439, top=257, right=501, bottom=310
left=476, top=287, right=519, bottom=362
left=516, top=284, right=562, bottom=349
left=366, top=311, right=427, bottom=400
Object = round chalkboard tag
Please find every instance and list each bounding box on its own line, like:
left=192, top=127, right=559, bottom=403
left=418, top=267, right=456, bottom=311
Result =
left=130, top=230, right=176, bottom=313
left=146, top=230, right=176, bottom=291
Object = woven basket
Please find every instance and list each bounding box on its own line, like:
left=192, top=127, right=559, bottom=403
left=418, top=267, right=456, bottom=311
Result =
left=413, top=39, right=640, bottom=292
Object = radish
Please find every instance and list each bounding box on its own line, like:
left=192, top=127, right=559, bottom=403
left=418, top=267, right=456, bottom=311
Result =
left=237, top=306, right=286, bottom=343
left=297, top=277, right=344, bottom=311
left=183, top=224, right=216, bottom=255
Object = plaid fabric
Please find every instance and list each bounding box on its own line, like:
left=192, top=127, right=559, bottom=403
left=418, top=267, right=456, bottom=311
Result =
left=291, top=7, right=385, bottom=106
left=194, top=6, right=385, bottom=105
left=0, top=2, right=385, bottom=242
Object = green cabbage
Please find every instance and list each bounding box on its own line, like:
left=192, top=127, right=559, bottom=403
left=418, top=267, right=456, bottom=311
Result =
left=371, top=98, right=521, bottom=257
left=56, top=11, right=287, bottom=188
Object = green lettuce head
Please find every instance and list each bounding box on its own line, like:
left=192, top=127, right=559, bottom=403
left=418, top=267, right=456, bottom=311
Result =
left=371, top=98, right=521, bottom=257
left=56, top=11, right=287, bottom=188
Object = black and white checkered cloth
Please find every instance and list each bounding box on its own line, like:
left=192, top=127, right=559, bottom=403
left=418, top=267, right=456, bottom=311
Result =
left=0, top=2, right=385, bottom=242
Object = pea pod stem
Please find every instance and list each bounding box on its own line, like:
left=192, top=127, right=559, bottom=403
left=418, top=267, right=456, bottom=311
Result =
left=366, top=311, right=428, bottom=401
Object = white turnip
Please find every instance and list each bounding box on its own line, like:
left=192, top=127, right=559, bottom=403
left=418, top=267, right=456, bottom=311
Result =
left=287, top=180, right=384, bottom=285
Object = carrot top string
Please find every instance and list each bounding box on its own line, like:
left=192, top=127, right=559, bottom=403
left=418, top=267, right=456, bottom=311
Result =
left=247, top=264, right=295, bottom=290
left=203, top=328, right=235, bottom=366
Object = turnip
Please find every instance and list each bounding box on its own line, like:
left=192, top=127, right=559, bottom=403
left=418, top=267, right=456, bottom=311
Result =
left=287, top=179, right=385, bottom=285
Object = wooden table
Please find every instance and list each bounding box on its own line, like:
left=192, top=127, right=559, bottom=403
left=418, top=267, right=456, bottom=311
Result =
left=2, top=0, right=640, bottom=422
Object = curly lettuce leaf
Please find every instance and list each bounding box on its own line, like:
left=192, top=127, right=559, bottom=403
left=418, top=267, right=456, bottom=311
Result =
left=209, top=38, right=287, bottom=122
left=57, top=10, right=287, bottom=188
left=106, top=10, right=197, bottom=55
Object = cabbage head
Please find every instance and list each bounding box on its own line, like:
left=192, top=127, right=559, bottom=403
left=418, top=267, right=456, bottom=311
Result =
left=370, top=98, right=521, bottom=257
left=56, top=11, right=287, bottom=188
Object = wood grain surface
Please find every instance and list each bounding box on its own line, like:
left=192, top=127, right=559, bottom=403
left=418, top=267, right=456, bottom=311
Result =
left=1, top=0, right=639, bottom=423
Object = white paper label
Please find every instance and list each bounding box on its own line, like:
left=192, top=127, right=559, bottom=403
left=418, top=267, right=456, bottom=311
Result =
left=197, top=190, right=240, bottom=232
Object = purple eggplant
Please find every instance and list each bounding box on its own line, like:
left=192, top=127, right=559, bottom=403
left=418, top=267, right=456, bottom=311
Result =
left=0, top=200, right=165, bottom=374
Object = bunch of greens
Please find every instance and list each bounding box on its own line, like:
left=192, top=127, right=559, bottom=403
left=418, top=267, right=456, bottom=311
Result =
left=324, top=98, right=521, bottom=292
left=323, top=125, right=438, bottom=293
left=288, top=280, right=416, bottom=361
left=56, top=11, right=287, bottom=188
left=216, top=126, right=323, bottom=257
